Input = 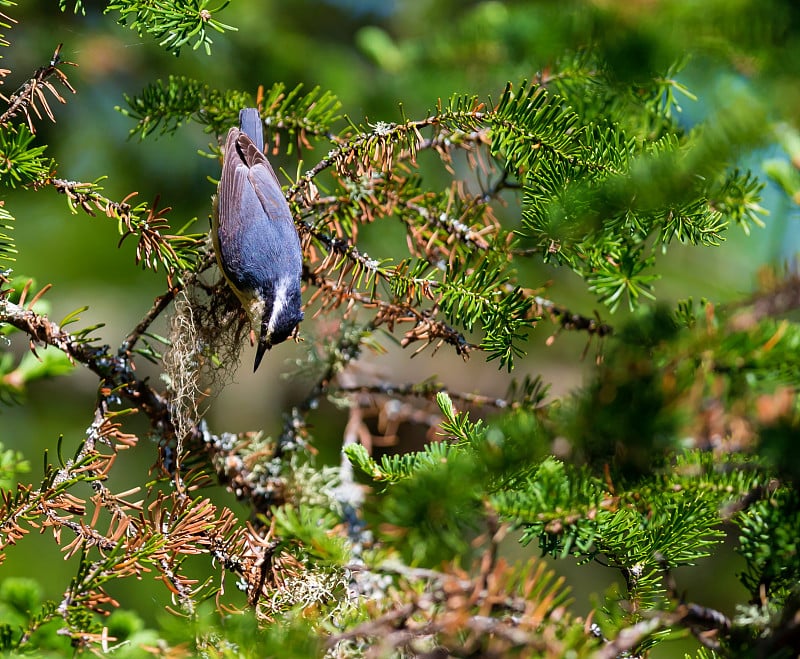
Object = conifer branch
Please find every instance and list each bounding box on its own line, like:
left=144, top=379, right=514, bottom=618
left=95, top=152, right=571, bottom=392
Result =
left=104, top=0, right=236, bottom=56
left=0, top=43, right=75, bottom=133
left=0, top=200, right=15, bottom=264
left=532, top=295, right=614, bottom=338
left=1, top=295, right=293, bottom=519
left=120, top=78, right=341, bottom=145
left=304, top=268, right=477, bottom=357
left=336, top=379, right=548, bottom=412
left=0, top=297, right=177, bottom=433
left=46, top=177, right=204, bottom=275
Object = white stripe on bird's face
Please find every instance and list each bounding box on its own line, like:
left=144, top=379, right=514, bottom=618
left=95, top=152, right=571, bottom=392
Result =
left=267, top=277, right=292, bottom=338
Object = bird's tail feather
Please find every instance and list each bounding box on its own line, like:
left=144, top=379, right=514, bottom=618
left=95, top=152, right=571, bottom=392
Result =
left=239, top=108, right=264, bottom=153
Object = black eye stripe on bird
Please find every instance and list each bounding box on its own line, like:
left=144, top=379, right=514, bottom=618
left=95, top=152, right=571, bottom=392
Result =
left=213, top=108, right=304, bottom=372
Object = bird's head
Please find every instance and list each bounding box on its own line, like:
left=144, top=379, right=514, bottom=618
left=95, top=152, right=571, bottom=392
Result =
left=253, top=279, right=304, bottom=371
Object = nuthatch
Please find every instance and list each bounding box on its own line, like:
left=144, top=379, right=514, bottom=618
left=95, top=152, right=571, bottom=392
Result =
left=213, top=108, right=304, bottom=371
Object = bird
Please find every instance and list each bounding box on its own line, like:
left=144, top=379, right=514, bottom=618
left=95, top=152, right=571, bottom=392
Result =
left=213, top=108, right=304, bottom=371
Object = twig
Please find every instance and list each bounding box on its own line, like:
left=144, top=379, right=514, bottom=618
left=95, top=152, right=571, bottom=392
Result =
left=479, top=166, right=521, bottom=204
left=0, top=43, right=76, bottom=132
left=595, top=616, right=663, bottom=659
left=661, top=557, right=731, bottom=650
left=533, top=295, right=614, bottom=337
left=335, top=381, right=545, bottom=411
left=286, top=114, right=486, bottom=202
left=305, top=268, right=477, bottom=358
left=0, top=297, right=173, bottom=431
left=119, top=287, right=178, bottom=354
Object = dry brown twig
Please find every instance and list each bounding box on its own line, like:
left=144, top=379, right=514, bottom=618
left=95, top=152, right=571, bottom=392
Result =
left=327, top=527, right=578, bottom=657
left=0, top=43, right=76, bottom=132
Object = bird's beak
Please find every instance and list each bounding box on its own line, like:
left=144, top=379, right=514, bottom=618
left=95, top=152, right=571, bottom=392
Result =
left=254, top=331, right=271, bottom=372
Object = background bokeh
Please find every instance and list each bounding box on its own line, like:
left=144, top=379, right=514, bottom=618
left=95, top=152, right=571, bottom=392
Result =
left=2, top=1, right=798, bottom=654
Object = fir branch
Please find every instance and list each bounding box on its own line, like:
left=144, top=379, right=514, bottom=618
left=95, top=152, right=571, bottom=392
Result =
left=272, top=95, right=612, bottom=368
left=433, top=257, right=536, bottom=368
left=0, top=126, right=52, bottom=188
left=0, top=402, right=139, bottom=566
left=1, top=298, right=104, bottom=365
left=119, top=78, right=341, bottom=148
left=0, top=43, right=75, bottom=133
left=286, top=106, right=490, bottom=202
left=533, top=295, right=613, bottom=338
left=335, top=375, right=548, bottom=412
left=491, top=83, right=590, bottom=172
left=0, top=299, right=278, bottom=530
left=47, top=178, right=204, bottom=276
left=329, top=550, right=582, bottom=656
left=117, top=194, right=202, bottom=276
left=259, top=82, right=343, bottom=154
left=399, top=185, right=501, bottom=259
left=299, top=218, right=388, bottom=291
left=119, top=75, right=250, bottom=137
left=0, top=297, right=175, bottom=435
left=0, top=10, right=15, bottom=52
left=104, top=0, right=236, bottom=56
left=305, top=268, right=476, bottom=358
left=347, top=441, right=462, bottom=484
left=0, top=200, right=14, bottom=264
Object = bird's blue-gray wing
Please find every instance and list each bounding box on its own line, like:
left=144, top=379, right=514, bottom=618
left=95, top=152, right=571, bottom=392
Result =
left=246, top=148, right=303, bottom=263
left=217, top=130, right=302, bottom=292
left=217, top=127, right=252, bottom=291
